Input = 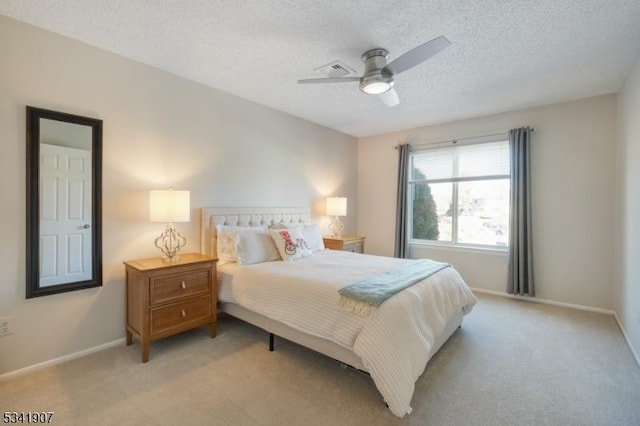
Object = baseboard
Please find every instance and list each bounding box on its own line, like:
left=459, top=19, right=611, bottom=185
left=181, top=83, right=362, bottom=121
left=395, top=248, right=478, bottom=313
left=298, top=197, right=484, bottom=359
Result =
left=0, top=338, right=126, bottom=381
left=613, top=313, right=640, bottom=369
left=470, top=287, right=615, bottom=315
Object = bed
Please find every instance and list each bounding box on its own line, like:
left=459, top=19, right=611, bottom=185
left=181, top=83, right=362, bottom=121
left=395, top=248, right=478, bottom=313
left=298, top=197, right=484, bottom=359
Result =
left=200, top=207, right=476, bottom=417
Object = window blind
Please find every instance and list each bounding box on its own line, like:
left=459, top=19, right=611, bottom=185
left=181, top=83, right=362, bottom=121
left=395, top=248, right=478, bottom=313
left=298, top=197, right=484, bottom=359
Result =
left=410, top=140, right=510, bottom=182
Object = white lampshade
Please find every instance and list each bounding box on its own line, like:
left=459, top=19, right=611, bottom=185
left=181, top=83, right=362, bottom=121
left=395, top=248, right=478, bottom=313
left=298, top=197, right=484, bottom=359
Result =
left=326, top=197, right=347, bottom=217
left=149, top=189, right=190, bottom=223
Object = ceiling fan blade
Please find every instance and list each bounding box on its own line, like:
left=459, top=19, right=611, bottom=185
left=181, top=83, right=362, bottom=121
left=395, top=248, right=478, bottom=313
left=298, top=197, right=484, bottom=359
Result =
left=297, top=77, right=360, bottom=84
left=376, top=88, right=400, bottom=107
left=384, top=36, right=451, bottom=76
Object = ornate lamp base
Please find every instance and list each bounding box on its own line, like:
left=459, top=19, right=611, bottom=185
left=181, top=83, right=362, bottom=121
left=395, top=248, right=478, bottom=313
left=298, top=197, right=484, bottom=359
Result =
left=329, top=216, right=344, bottom=238
left=154, top=224, right=187, bottom=262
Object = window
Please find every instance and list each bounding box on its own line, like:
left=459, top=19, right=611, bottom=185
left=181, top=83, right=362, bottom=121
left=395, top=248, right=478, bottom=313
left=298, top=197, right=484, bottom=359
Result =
left=408, top=139, right=510, bottom=249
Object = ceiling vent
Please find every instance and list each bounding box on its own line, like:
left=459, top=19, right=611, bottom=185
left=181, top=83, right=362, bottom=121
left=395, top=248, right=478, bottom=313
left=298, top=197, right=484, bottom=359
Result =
left=314, top=60, right=356, bottom=78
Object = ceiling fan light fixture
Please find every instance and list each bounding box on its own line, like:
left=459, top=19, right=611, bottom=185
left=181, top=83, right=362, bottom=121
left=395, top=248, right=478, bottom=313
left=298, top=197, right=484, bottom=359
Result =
left=298, top=36, right=450, bottom=107
left=362, top=80, right=392, bottom=94
left=360, top=74, right=394, bottom=94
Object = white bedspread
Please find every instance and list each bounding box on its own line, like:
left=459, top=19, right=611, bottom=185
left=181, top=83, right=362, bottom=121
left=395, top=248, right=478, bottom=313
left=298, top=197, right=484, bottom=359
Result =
left=217, top=250, right=476, bottom=417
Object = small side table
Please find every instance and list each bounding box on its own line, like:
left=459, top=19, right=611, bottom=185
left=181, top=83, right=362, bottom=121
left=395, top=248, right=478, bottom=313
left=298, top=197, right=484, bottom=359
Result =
left=124, top=253, right=217, bottom=362
left=323, top=235, right=366, bottom=253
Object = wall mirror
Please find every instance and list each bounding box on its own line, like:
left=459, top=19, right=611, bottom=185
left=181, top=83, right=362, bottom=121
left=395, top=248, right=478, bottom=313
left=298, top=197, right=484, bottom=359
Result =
left=26, top=106, right=103, bottom=298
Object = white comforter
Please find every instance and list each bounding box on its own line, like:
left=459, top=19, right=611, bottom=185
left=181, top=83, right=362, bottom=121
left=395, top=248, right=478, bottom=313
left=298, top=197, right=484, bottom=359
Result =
left=217, top=250, right=476, bottom=417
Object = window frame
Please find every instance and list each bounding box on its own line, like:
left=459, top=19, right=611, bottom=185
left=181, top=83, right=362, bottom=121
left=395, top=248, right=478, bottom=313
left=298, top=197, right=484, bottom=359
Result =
left=407, top=137, right=511, bottom=252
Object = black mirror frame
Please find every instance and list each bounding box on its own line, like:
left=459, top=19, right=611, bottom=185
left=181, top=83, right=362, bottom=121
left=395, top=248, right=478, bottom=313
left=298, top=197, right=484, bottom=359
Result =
left=26, top=106, right=103, bottom=298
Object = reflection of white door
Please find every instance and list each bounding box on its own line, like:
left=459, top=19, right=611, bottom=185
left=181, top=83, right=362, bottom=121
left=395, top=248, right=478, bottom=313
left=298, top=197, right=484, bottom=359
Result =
left=40, top=143, right=92, bottom=286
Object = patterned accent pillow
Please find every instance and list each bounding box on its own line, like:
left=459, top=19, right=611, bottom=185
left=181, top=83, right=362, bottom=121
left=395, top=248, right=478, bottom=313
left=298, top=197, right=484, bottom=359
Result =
left=269, top=228, right=312, bottom=261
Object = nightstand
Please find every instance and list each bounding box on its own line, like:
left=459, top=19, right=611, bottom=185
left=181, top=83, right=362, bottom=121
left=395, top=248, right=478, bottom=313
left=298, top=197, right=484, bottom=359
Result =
left=323, top=235, right=366, bottom=253
left=124, top=253, right=217, bottom=362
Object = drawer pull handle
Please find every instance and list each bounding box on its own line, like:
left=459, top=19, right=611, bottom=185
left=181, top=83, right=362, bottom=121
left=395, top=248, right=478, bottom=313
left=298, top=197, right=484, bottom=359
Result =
left=181, top=281, right=186, bottom=289
left=181, top=309, right=186, bottom=318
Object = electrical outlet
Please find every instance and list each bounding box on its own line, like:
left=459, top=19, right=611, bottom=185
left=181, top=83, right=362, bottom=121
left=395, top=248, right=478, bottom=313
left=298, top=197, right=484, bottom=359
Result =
left=0, top=317, right=14, bottom=337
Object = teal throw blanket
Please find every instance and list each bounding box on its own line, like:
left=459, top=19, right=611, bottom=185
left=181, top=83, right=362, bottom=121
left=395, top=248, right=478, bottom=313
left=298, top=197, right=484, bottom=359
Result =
left=337, top=259, right=450, bottom=315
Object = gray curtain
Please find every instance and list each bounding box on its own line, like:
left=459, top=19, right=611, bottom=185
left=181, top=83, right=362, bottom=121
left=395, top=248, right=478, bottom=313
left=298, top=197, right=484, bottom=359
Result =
left=394, top=143, right=410, bottom=258
left=507, top=127, right=534, bottom=296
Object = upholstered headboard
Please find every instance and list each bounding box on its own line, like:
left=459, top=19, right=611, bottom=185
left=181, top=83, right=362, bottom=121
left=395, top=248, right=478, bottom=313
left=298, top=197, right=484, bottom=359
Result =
left=200, top=207, right=311, bottom=257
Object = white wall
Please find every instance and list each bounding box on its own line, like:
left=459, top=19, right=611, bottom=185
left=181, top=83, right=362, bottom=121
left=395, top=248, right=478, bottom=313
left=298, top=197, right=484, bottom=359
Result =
left=358, top=95, right=617, bottom=310
left=0, top=16, right=357, bottom=375
left=615, top=53, right=640, bottom=360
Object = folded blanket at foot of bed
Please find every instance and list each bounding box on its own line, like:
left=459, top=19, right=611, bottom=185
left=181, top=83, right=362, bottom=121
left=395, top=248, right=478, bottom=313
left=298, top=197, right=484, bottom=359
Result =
left=337, top=259, right=450, bottom=316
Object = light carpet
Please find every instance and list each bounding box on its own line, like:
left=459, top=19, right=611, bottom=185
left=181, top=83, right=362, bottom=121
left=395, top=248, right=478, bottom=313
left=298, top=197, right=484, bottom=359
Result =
left=1, top=293, right=639, bottom=425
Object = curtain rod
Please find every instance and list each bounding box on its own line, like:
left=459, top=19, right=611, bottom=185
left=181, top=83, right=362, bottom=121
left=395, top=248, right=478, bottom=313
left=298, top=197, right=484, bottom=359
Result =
left=392, top=127, right=535, bottom=150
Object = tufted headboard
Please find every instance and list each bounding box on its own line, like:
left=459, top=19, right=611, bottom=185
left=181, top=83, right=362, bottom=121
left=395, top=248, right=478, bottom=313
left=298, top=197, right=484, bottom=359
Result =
left=200, top=207, right=311, bottom=257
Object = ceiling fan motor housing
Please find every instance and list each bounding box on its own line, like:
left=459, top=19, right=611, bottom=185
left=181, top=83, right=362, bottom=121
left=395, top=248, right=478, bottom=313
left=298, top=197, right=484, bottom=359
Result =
left=360, top=48, right=394, bottom=94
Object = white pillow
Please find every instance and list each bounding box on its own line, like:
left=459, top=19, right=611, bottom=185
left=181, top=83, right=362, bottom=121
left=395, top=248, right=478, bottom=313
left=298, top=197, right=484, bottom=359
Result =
left=216, top=225, right=267, bottom=264
left=269, top=228, right=312, bottom=261
left=236, top=230, right=281, bottom=265
left=268, top=223, right=288, bottom=230
left=299, top=224, right=325, bottom=252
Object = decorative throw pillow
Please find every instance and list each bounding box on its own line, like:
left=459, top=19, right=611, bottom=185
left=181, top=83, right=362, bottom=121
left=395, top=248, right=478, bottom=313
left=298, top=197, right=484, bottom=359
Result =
left=216, top=225, right=267, bottom=264
left=269, top=228, right=312, bottom=261
left=285, top=224, right=325, bottom=252
left=235, top=229, right=281, bottom=265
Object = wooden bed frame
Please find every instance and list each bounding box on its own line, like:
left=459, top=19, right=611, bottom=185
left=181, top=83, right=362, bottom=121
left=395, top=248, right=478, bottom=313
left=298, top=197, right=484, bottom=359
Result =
left=200, top=207, right=463, bottom=372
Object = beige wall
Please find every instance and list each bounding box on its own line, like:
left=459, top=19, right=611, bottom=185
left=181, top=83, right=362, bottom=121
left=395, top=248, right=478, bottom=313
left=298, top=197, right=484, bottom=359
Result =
left=0, top=17, right=357, bottom=375
left=615, top=53, right=640, bottom=361
left=358, top=95, right=617, bottom=310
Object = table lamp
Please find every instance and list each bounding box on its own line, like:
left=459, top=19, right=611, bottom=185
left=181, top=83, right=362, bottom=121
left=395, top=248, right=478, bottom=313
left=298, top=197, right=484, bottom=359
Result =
left=149, top=189, right=190, bottom=261
left=326, top=197, right=347, bottom=237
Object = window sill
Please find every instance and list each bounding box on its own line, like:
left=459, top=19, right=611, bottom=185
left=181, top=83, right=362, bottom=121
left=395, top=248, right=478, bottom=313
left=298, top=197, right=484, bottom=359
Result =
left=409, top=241, right=508, bottom=256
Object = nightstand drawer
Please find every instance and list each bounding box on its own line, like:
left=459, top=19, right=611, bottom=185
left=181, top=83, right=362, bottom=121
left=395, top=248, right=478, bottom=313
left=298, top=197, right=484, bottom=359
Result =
left=343, top=241, right=363, bottom=253
left=150, top=269, right=211, bottom=305
left=323, top=235, right=366, bottom=253
left=150, top=295, right=211, bottom=337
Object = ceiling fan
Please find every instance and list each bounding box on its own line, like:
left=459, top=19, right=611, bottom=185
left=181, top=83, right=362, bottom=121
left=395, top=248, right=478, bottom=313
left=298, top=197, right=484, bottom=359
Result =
left=298, top=36, right=451, bottom=107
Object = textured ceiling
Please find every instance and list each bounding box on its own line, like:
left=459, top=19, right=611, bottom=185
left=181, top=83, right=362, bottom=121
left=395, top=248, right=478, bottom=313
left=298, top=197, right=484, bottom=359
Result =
left=2, top=0, right=640, bottom=137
